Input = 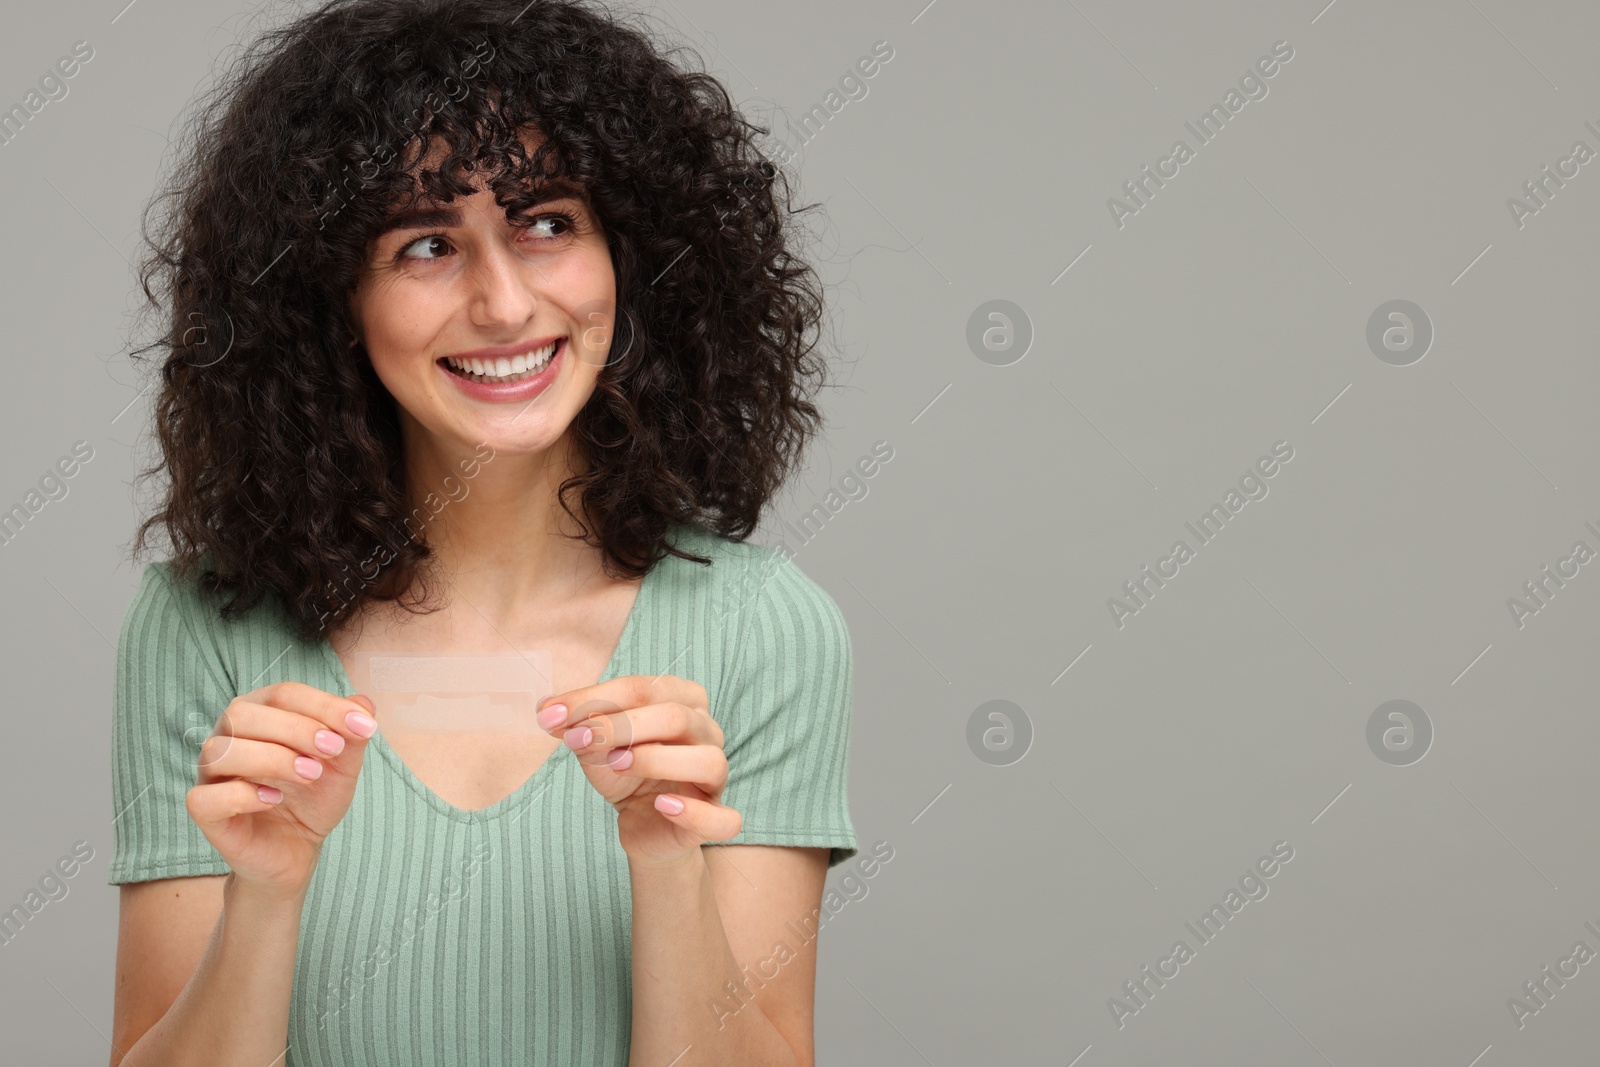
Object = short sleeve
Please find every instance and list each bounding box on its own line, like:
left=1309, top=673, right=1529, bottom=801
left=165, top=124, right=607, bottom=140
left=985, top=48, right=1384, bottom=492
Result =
left=714, top=547, right=858, bottom=868
left=108, top=562, right=236, bottom=884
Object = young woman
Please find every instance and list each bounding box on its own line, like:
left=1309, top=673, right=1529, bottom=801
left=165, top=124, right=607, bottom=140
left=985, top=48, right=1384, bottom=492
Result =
left=107, top=2, right=856, bottom=1064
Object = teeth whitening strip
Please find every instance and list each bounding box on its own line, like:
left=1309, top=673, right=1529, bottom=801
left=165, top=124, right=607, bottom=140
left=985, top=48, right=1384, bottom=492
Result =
left=349, top=651, right=555, bottom=733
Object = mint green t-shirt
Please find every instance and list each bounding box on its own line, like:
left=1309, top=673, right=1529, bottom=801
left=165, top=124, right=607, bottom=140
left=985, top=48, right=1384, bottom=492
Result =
left=108, top=523, right=857, bottom=1065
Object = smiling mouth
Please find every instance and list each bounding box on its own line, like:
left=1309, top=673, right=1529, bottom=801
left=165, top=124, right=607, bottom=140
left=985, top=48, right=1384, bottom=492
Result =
left=438, top=339, right=561, bottom=384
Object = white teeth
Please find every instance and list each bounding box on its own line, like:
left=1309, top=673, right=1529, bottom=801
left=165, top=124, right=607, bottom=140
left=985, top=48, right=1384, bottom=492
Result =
left=445, top=341, right=557, bottom=381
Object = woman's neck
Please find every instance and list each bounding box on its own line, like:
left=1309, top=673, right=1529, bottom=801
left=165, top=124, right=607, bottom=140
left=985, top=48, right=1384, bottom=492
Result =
left=400, top=430, right=605, bottom=622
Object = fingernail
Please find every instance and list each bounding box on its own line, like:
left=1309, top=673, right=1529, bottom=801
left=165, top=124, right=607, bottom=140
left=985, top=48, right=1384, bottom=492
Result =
left=563, top=725, right=591, bottom=750
left=314, top=730, right=345, bottom=756
left=346, top=710, right=377, bottom=738
left=606, top=747, right=633, bottom=771
left=258, top=785, right=283, bottom=804
left=295, top=756, right=323, bottom=780
left=655, top=795, right=684, bottom=815
left=537, top=703, right=567, bottom=730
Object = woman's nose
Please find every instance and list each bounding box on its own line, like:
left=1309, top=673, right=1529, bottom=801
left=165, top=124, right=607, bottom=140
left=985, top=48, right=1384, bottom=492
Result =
left=467, top=239, right=540, bottom=329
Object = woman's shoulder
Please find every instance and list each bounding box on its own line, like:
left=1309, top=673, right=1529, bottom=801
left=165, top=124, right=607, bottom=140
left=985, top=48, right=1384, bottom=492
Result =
left=657, top=521, right=767, bottom=588
left=121, top=558, right=305, bottom=690
left=130, top=558, right=295, bottom=632
left=662, top=522, right=847, bottom=647
left=664, top=520, right=770, bottom=563
left=662, top=522, right=810, bottom=598
left=125, top=559, right=216, bottom=639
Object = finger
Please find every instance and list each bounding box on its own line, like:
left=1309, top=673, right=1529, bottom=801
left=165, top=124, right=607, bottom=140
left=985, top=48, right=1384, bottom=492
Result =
left=536, top=675, right=706, bottom=731
left=603, top=743, right=728, bottom=794
left=242, top=682, right=379, bottom=741
left=212, top=700, right=358, bottom=761
left=553, top=700, right=723, bottom=752
left=185, top=779, right=285, bottom=829
left=197, top=735, right=328, bottom=789
left=653, top=794, right=742, bottom=843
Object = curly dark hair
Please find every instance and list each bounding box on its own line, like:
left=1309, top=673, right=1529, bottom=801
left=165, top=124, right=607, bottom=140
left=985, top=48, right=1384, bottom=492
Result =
left=127, top=0, right=834, bottom=642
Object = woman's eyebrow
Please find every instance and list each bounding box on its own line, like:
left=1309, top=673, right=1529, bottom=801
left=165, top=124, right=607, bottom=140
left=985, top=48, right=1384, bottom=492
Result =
left=374, top=182, right=590, bottom=240
left=374, top=206, right=463, bottom=238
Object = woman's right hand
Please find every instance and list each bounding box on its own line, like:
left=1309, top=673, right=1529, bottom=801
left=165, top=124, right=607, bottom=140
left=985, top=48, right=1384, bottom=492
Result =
left=185, top=682, right=378, bottom=897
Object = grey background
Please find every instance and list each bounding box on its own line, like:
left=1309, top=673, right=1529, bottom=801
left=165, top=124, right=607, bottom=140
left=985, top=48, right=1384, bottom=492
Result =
left=2, top=0, right=1597, bottom=1063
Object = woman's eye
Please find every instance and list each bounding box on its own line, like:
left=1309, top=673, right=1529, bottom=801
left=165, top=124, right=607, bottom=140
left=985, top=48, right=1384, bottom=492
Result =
left=392, top=215, right=572, bottom=263
left=399, top=235, right=451, bottom=260
left=524, top=214, right=573, bottom=242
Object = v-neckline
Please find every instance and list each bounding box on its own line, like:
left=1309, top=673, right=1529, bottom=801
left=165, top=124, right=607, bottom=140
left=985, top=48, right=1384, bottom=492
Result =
left=314, top=544, right=664, bottom=823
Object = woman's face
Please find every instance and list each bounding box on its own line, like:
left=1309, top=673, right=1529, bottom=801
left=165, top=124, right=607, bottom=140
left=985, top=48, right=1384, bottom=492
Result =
left=348, top=157, right=615, bottom=465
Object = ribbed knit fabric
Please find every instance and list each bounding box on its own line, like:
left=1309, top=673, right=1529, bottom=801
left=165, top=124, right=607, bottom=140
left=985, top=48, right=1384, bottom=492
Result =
left=107, top=522, right=856, bottom=1066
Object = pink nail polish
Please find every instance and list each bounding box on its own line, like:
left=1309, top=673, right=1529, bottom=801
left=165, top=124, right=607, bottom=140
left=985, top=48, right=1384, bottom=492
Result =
left=314, top=730, right=344, bottom=756
left=655, top=795, right=684, bottom=815
left=295, top=756, right=323, bottom=780
left=537, top=703, right=567, bottom=730
left=606, top=748, right=633, bottom=771
left=346, top=710, right=377, bottom=738
left=563, top=725, right=591, bottom=750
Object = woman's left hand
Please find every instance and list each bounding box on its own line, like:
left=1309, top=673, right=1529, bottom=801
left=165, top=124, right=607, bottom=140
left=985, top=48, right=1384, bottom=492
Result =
left=535, top=675, right=743, bottom=866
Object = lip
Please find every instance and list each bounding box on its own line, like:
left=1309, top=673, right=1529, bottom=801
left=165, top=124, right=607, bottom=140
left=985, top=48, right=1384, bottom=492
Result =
left=437, top=337, right=564, bottom=404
